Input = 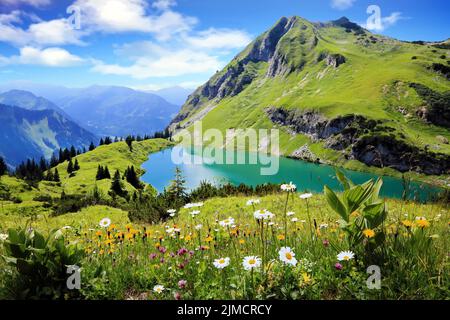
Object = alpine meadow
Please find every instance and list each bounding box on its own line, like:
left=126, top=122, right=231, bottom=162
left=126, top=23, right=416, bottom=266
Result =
left=0, top=0, right=448, bottom=304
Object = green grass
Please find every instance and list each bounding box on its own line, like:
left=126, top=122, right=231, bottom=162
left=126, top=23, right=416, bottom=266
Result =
left=1, top=191, right=448, bottom=300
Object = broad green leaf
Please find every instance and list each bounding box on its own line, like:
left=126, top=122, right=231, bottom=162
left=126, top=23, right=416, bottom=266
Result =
left=324, top=185, right=349, bottom=221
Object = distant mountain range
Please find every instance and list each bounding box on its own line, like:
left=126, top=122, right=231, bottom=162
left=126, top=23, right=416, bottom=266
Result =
left=0, top=104, right=97, bottom=167
left=0, top=85, right=187, bottom=166
left=53, top=86, right=180, bottom=137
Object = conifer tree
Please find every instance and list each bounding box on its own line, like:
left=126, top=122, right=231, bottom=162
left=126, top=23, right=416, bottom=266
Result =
left=89, top=142, right=95, bottom=151
left=74, top=159, right=80, bottom=171
left=54, top=168, right=60, bottom=182
left=0, top=156, right=7, bottom=176
left=67, top=159, right=74, bottom=174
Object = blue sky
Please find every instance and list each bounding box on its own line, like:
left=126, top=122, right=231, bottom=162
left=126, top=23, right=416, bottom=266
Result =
left=0, top=0, right=448, bottom=90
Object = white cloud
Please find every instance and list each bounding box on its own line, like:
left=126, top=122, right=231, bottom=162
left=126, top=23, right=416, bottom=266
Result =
left=92, top=25, right=252, bottom=79
left=152, top=0, right=176, bottom=10
left=0, top=10, right=84, bottom=47
left=28, top=19, right=86, bottom=46
left=1, top=46, right=84, bottom=67
left=364, top=12, right=405, bottom=32
left=72, top=0, right=197, bottom=40
left=331, top=0, right=356, bottom=10
left=92, top=47, right=222, bottom=78
left=0, top=0, right=51, bottom=7
left=184, top=28, right=252, bottom=49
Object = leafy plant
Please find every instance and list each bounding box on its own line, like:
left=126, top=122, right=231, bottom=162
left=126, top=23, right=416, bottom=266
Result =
left=324, top=170, right=387, bottom=251
left=1, top=226, right=84, bottom=299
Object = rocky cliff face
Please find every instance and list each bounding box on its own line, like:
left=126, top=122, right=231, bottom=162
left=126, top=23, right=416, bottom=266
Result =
left=265, top=107, right=450, bottom=175
left=172, top=16, right=317, bottom=125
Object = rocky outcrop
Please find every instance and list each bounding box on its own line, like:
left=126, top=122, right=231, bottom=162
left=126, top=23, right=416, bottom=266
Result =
left=410, top=83, right=450, bottom=128
left=266, top=107, right=450, bottom=175
left=352, top=135, right=450, bottom=175
left=290, top=144, right=320, bottom=163
left=325, top=54, right=346, bottom=68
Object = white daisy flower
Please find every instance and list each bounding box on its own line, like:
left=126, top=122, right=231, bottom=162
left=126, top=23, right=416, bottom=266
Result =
left=287, top=211, right=295, bottom=216
left=213, top=257, right=230, bottom=269
left=153, top=285, right=165, bottom=294
left=99, top=218, right=111, bottom=228
left=167, top=209, right=176, bottom=214
left=337, top=251, right=355, bottom=261
left=242, top=256, right=262, bottom=270
left=166, top=227, right=175, bottom=234
left=319, top=223, right=328, bottom=229
left=291, top=218, right=298, bottom=222
left=194, top=224, right=203, bottom=230
left=278, top=247, right=298, bottom=266
left=219, top=217, right=235, bottom=228
left=184, top=202, right=204, bottom=209
left=0, top=233, right=8, bottom=241
left=299, top=193, right=313, bottom=199
left=253, top=209, right=274, bottom=220
left=190, top=210, right=200, bottom=217
left=281, top=182, right=296, bottom=192
left=246, top=199, right=261, bottom=206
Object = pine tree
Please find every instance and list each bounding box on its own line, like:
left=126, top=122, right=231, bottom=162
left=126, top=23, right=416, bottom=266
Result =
left=109, top=169, right=128, bottom=199
left=166, top=167, right=187, bottom=205
left=0, top=156, right=7, bottom=176
left=50, top=154, right=59, bottom=167
left=54, top=168, right=60, bottom=182
left=45, top=169, right=54, bottom=181
left=96, top=165, right=104, bottom=180
left=67, top=159, right=74, bottom=174
left=125, top=165, right=142, bottom=189
left=99, top=138, right=105, bottom=146
left=74, top=159, right=80, bottom=171
left=89, top=142, right=95, bottom=151
left=125, top=135, right=133, bottom=151
left=70, top=146, right=77, bottom=158
left=104, top=166, right=111, bottom=179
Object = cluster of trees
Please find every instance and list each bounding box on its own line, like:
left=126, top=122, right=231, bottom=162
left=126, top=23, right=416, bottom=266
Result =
left=96, top=165, right=111, bottom=180
left=67, top=159, right=80, bottom=174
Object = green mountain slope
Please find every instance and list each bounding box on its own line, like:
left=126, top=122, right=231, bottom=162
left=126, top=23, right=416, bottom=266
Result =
left=0, top=104, right=97, bottom=167
left=171, top=16, right=450, bottom=180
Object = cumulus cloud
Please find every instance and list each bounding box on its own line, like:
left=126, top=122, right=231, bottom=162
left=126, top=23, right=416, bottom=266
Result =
left=331, top=0, right=356, bottom=10
left=0, top=10, right=84, bottom=47
left=91, top=25, right=252, bottom=79
left=0, top=46, right=84, bottom=67
left=72, top=0, right=197, bottom=40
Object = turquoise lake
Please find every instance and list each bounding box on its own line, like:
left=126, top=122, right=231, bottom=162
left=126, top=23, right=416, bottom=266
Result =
left=140, top=146, right=442, bottom=201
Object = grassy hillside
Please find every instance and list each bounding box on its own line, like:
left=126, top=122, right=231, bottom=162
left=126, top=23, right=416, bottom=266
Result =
left=0, top=138, right=172, bottom=229
left=171, top=16, right=450, bottom=185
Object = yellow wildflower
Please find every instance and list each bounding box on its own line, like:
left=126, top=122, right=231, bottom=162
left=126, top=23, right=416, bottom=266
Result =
left=362, top=228, right=375, bottom=238
left=402, top=220, right=413, bottom=228
left=415, top=218, right=430, bottom=228
left=277, top=234, right=285, bottom=241
left=205, top=236, right=213, bottom=242
left=302, top=272, right=312, bottom=284
left=239, top=239, right=245, bottom=244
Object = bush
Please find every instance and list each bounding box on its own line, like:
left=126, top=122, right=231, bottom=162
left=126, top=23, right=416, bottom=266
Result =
left=0, top=227, right=84, bottom=299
